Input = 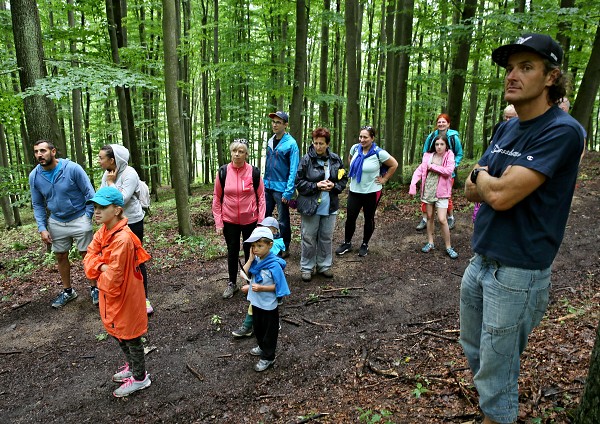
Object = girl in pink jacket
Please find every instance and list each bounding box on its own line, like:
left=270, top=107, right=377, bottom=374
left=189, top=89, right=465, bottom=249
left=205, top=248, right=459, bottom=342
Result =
left=409, top=134, right=458, bottom=259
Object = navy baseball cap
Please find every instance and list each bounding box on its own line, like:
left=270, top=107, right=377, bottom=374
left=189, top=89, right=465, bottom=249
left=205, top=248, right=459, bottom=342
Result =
left=86, top=186, right=124, bottom=207
left=492, top=33, right=563, bottom=68
left=268, top=111, right=289, bottom=123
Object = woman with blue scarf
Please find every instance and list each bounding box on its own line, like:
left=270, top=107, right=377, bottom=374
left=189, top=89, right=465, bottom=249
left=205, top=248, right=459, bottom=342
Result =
left=335, top=126, right=398, bottom=257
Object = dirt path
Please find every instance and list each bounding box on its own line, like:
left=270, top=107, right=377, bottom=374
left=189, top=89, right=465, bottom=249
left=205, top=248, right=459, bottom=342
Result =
left=0, top=153, right=598, bottom=423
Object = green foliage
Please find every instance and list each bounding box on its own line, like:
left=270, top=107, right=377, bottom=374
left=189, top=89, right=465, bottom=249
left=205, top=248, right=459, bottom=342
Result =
left=95, top=333, right=108, bottom=341
left=411, top=375, right=431, bottom=399
left=357, top=407, right=394, bottom=423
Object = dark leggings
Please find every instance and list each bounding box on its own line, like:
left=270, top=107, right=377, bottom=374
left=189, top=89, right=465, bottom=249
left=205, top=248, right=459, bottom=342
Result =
left=128, top=220, right=149, bottom=298
left=223, top=221, right=257, bottom=283
left=344, top=190, right=382, bottom=245
left=253, top=305, right=279, bottom=361
left=116, top=336, right=146, bottom=380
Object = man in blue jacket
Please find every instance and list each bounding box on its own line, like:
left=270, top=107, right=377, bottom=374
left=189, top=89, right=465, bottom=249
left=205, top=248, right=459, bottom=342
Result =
left=29, top=140, right=97, bottom=308
left=263, top=111, right=299, bottom=257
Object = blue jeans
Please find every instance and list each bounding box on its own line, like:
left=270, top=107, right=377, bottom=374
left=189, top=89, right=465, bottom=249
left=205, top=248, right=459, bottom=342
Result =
left=300, top=213, right=336, bottom=273
left=265, top=189, right=290, bottom=251
left=459, top=254, right=551, bottom=423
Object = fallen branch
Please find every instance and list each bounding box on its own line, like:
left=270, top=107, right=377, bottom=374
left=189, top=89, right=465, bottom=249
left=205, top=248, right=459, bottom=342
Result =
left=554, top=313, right=578, bottom=322
left=256, top=394, right=285, bottom=400
left=301, top=317, right=332, bottom=327
left=320, top=286, right=365, bottom=293
left=356, top=346, right=368, bottom=378
left=217, top=354, right=232, bottom=358
left=447, top=365, right=475, bottom=408
left=0, top=351, right=22, bottom=355
left=80, top=355, right=95, bottom=359
left=186, top=362, right=203, bottom=381
left=296, top=413, right=330, bottom=423
left=281, top=317, right=301, bottom=326
left=11, top=301, right=31, bottom=310
left=407, top=318, right=444, bottom=326
left=422, top=330, right=458, bottom=342
left=366, top=360, right=399, bottom=378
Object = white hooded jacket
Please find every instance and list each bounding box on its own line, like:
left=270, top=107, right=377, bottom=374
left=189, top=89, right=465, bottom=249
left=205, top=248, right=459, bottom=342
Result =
left=100, top=144, right=145, bottom=224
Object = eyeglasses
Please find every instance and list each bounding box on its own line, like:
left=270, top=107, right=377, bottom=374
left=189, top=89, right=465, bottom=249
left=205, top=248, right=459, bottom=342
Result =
left=234, top=138, right=249, bottom=146
left=272, top=120, right=285, bottom=125
left=361, top=126, right=373, bottom=131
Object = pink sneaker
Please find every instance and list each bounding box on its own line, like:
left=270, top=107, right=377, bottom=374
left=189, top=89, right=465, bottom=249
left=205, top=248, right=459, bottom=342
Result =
left=112, top=363, right=132, bottom=383
left=113, top=373, right=151, bottom=397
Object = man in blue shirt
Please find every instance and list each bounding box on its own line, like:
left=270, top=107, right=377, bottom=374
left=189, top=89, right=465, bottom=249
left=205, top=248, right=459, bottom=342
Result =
left=29, top=140, right=97, bottom=308
left=263, top=111, right=299, bottom=257
left=461, top=34, right=584, bottom=424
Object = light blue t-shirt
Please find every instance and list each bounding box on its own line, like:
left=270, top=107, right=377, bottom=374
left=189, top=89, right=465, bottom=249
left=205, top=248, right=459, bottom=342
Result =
left=348, top=145, right=391, bottom=193
left=315, top=158, right=332, bottom=215
left=247, top=257, right=278, bottom=311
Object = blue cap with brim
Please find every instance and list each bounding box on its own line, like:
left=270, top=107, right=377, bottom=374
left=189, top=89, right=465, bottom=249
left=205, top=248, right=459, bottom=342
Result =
left=86, top=186, right=124, bottom=207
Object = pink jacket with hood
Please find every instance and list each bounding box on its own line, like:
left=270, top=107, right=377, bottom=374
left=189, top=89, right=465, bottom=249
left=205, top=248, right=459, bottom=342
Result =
left=409, top=150, right=455, bottom=199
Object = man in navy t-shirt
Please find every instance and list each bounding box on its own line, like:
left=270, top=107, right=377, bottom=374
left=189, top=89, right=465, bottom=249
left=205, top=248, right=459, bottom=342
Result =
left=460, top=34, right=584, bottom=424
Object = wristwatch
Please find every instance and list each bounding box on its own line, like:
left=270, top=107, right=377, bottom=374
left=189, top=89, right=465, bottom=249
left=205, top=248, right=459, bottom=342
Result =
left=470, top=167, right=488, bottom=184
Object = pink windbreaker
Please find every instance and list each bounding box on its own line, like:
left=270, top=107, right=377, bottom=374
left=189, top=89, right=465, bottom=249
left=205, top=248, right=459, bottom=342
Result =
left=212, top=162, right=266, bottom=228
left=409, top=150, right=455, bottom=199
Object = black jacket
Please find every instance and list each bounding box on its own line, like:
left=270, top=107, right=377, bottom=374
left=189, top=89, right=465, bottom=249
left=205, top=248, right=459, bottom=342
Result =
left=295, top=145, right=348, bottom=216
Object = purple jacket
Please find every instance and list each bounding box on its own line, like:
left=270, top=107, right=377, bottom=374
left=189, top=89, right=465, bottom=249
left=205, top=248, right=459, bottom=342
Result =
left=409, top=151, right=455, bottom=199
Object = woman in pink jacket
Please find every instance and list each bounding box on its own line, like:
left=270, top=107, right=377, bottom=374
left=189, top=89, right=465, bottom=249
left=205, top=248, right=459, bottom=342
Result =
left=213, top=139, right=266, bottom=298
left=409, top=134, right=458, bottom=259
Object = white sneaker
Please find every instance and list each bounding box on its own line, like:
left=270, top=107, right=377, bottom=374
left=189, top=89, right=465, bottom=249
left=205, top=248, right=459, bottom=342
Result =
left=113, top=373, right=151, bottom=397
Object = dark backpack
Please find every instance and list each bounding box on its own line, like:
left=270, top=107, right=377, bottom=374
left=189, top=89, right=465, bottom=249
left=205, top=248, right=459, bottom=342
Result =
left=425, top=133, right=457, bottom=154
left=218, top=164, right=261, bottom=205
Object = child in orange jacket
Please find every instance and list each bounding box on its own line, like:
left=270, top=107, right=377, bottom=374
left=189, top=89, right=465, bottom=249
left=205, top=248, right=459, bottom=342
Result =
left=83, top=186, right=152, bottom=398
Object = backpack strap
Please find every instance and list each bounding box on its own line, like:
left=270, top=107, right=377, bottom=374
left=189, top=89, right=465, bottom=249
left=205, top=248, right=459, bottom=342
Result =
left=218, top=164, right=228, bottom=203
left=448, top=135, right=456, bottom=153
left=251, top=166, right=261, bottom=206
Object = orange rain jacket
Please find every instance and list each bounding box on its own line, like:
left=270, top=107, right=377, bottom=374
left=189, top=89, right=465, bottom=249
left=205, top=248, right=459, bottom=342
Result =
left=84, top=218, right=151, bottom=340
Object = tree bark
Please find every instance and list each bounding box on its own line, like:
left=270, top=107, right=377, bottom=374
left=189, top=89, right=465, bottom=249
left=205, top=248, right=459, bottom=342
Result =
left=68, top=0, right=86, bottom=168
left=162, top=0, right=191, bottom=236
left=575, top=321, right=600, bottom=422
left=10, top=0, right=64, bottom=156
left=318, top=0, right=330, bottom=126
left=290, top=0, right=308, bottom=144
left=344, top=0, right=360, bottom=155
left=0, top=125, right=17, bottom=228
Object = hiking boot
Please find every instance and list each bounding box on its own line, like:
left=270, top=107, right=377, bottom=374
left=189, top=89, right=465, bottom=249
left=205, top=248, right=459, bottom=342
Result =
left=416, top=218, right=427, bottom=231
left=446, top=247, right=459, bottom=259
left=112, top=363, right=133, bottom=383
left=358, top=243, right=369, bottom=257
left=319, top=269, right=334, bottom=278
left=254, top=359, right=274, bottom=372
left=222, top=282, right=238, bottom=299
left=301, top=271, right=312, bottom=282
left=335, top=242, right=352, bottom=255
left=232, top=324, right=253, bottom=338
left=448, top=216, right=456, bottom=230
left=51, top=289, right=78, bottom=308
left=90, top=287, right=99, bottom=306
left=421, top=243, right=435, bottom=253
left=113, top=373, right=151, bottom=397
left=146, top=299, right=154, bottom=315
left=250, top=346, right=263, bottom=356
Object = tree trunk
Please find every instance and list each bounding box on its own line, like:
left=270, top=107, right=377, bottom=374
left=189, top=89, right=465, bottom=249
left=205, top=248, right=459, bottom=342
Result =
left=446, top=0, right=478, bottom=131
left=344, top=0, right=360, bottom=154
left=213, top=0, right=224, bottom=167
left=571, top=18, right=600, bottom=133
left=10, top=0, right=64, bottom=155
left=68, top=0, right=86, bottom=168
left=0, top=125, right=17, bottom=228
left=384, top=0, right=396, bottom=148
left=318, top=0, right=330, bottom=126
left=290, top=0, right=308, bottom=144
left=162, top=0, right=191, bottom=236
left=575, top=321, right=600, bottom=422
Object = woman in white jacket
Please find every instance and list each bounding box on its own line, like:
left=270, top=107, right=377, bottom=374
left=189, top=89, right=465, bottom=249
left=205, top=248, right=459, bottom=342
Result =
left=98, top=144, right=154, bottom=314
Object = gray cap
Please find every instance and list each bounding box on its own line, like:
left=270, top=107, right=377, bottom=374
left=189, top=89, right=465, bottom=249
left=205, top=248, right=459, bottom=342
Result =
left=258, top=217, right=280, bottom=230
left=244, top=227, right=274, bottom=243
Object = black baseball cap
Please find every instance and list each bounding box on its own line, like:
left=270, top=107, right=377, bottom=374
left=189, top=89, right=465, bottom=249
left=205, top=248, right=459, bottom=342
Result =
left=268, top=111, right=289, bottom=123
left=492, top=33, right=563, bottom=68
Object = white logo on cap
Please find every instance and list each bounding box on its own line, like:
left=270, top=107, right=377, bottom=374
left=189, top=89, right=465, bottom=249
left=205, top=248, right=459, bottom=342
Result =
left=527, top=155, right=533, bottom=161
left=517, top=36, right=533, bottom=44
left=551, top=53, right=557, bottom=61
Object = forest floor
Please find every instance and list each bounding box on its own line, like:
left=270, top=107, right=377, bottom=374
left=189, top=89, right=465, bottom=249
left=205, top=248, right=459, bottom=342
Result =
left=0, top=152, right=598, bottom=424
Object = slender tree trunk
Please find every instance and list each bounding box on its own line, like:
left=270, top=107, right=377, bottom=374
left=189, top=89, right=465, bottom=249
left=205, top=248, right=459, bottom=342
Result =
left=290, top=0, right=308, bottom=143
left=344, top=0, right=360, bottom=154
left=384, top=0, right=396, bottom=148
left=318, top=0, right=330, bottom=126
left=163, top=0, right=191, bottom=236
left=571, top=18, right=600, bottom=132
left=68, top=0, right=85, bottom=168
left=10, top=0, right=64, bottom=155
left=213, top=0, right=224, bottom=166
left=0, top=125, right=17, bottom=228
left=575, top=322, right=600, bottom=422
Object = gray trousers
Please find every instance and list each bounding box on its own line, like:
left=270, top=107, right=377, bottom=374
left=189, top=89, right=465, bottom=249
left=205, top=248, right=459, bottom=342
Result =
left=300, top=213, right=336, bottom=273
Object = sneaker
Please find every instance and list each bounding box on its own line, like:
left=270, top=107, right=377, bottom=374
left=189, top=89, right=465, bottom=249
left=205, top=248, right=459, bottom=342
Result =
left=146, top=299, right=154, bottom=315
left=446, top=247, right=459, bottom=259
left=421, top=243, right=435, bottom=253
left=222, top=282, right=238, bottom=299
left=254, top=359, right=274, bottom=372
left=358, top=243, right=369, bottom=257
left=277, top=297, right=283, bottom=306
left=250, top=346, right=263, bottom=356
left=301, top=271, right=312, bottom=282
left=319, top=269, right=334, bottom=278
left=90, top=287, right=99, bottom=306
left=335, top=242, right=352, bottom=255
left=112, top=363, right=133, bottom=383
left=448, top=216, right=456, bottom=230
left=113, top=373, right=151, bottom=397
left=232, top=324, right=253, bottom=338
left=416, top=218, right=427, bottom=231
left=51, top=289, right=78, bottom=308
